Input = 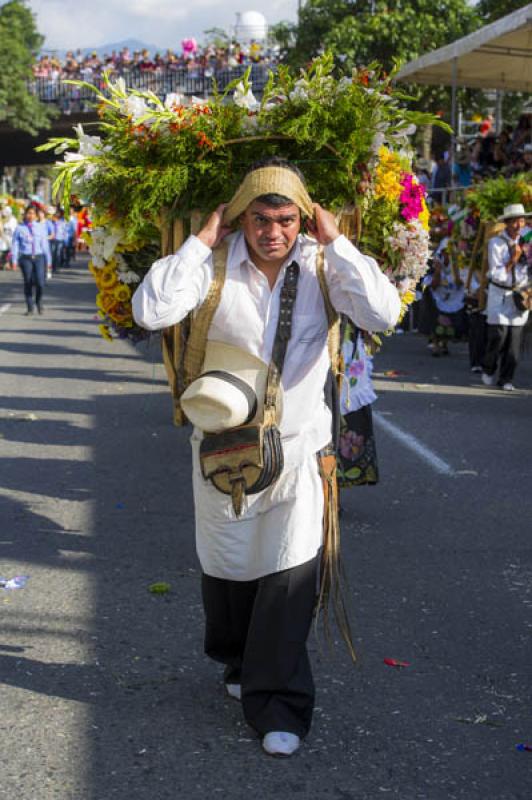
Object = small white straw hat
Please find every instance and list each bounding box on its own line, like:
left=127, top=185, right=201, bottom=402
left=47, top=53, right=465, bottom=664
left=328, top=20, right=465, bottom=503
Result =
left=180, top=340, right=282, bottom=432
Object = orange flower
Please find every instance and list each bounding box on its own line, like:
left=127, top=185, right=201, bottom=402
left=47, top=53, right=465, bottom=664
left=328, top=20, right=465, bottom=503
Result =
left=196, top=132, right=213, bottom=148
left=96, top=291, right=116, bottom=313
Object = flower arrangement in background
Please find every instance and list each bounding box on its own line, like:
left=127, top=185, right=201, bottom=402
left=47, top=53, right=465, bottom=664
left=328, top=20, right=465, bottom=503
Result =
left=40, top=54, right=447, bottom=341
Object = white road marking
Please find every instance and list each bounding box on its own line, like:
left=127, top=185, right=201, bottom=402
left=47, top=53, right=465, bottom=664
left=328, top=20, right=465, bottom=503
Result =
left=373, top=410, right=456, bottom=476
left=0, top=303, right=11, bottom=316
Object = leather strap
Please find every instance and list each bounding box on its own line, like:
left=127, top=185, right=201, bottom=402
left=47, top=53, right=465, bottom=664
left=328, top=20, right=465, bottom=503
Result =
left=264, top=261, right=299, bottom=421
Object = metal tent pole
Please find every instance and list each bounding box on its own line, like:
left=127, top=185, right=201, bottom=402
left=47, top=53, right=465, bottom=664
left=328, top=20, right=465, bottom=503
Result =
left=450, top=57, right=458, bottom=201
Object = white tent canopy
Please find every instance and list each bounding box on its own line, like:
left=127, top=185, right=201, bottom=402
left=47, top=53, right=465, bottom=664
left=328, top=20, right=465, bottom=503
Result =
left=395, top=4, right=532, bottom=92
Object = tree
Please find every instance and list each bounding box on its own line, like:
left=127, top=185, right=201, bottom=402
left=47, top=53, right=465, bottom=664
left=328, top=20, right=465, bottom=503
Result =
left=478, top=0, right=528, bottom=23
left=0, top=0, right=56, bottom=134
left=278, top=0, right=483, bottom=126
left=202, top=27, right=231, bottom=49
left=285, top=0, right=480, bottom=75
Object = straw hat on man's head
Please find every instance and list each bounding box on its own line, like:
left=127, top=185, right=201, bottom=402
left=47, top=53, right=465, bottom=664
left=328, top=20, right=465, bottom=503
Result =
left=180, top=340, right=282, bottom=432
left=497, top=203, right=531, bottom=221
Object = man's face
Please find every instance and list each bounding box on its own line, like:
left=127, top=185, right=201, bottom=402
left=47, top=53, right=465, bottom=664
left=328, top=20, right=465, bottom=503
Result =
left=25, top=208, right=36, bottom=223
left=505, top=217, right=525, bottom=239
left=240, top=200, right=301, bottom=264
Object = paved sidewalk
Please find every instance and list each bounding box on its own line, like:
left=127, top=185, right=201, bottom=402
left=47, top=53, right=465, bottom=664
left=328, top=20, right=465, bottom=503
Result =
left=0, top=263, right=530, bottom=799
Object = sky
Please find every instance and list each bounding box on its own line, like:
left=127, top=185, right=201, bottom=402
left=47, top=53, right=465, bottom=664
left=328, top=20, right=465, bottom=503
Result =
left=27, top=0, right=299, bottom=51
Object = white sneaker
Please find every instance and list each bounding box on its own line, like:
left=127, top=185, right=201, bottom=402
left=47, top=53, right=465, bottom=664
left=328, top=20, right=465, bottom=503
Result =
left=262, top=731, right=301, bottom=757
left=225, top=683, right=241, bottom=701
left=471, top=366, right=482, bottom=373
left=481, top=372, right=497, bottom=386
left=501, top=382, right=514, bottom=391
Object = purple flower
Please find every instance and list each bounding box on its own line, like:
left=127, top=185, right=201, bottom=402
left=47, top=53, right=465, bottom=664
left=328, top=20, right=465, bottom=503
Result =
left=339, top=430, right=365, bottom=460
left=347, top=360, right=365, bottom=378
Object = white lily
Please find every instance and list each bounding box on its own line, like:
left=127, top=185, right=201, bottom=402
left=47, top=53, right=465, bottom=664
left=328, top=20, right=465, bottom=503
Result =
left=164, top=92, right=184, bottom=109
left=74, top=124, right=105, bottom=157
left=116, top=270, right=140, bottom=284
left=120, top=95, right=152, bottom=123
left=111, top=77, right=127, bottom=97
left=89, top=227, right=124, bottom=267
left=233, top=82, right=260, bottom=112
left=391, top=123, right=417, bottom=140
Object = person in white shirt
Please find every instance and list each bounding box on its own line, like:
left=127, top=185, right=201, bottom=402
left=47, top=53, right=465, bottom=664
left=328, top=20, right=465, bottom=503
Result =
left=0, top=206, right=18, bottom=270
left=482, top=203, right=531, bottom=391
left=132, top=157, right=401, bottom=757
left=428, top=238, right=467, bottom=357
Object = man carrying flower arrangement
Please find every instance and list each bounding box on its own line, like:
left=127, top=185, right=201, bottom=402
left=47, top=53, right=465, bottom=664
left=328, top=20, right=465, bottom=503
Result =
left=132, top=156, right=401, bottom=757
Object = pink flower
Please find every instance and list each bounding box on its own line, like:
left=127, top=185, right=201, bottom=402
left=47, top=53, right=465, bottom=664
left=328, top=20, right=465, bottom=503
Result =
left=399, top=172, right=426, bottom=222
left=339, top=430, right=365, bottom=460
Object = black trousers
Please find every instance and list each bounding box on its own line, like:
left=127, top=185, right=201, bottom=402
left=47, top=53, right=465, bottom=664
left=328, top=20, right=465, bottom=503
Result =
left=51, top=240, right=65, bottom=272
left=468, top=312, right=487, bottom=368
left=482, top=323, right=523, bottom=384
left=201, top=554, right=319, bottom=738
left=19, top=255, right=45, bottom=310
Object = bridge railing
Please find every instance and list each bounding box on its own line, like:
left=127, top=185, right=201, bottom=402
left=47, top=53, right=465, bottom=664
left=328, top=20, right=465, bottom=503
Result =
left=29, top=66, right=274, bottom=113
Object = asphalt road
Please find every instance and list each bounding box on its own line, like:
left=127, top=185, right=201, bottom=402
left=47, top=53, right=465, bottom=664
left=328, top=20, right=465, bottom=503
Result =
left=0, top=261, right=531, bottom=800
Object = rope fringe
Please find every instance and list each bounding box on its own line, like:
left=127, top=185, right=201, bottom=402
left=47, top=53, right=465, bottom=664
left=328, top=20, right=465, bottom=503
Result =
left=316, top=453, right=357, bottom=663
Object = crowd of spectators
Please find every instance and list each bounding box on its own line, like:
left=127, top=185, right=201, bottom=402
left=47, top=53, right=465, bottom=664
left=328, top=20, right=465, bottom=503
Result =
left=32, top=41, right=279, bottom=83
left=414, top=110, right=532, bottom=202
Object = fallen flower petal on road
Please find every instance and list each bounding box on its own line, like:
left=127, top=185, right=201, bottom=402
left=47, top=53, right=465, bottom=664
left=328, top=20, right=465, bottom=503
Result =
left=383, top=658, right=410, bottom=668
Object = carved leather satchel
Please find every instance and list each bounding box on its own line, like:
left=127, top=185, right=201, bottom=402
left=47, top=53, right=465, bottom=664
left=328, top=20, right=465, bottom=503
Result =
left=199, top=261, right=299, bottom=516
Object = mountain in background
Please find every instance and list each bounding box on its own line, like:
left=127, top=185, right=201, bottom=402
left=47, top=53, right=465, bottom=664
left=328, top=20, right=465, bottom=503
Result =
left=42, top=38, right=165, bottom=58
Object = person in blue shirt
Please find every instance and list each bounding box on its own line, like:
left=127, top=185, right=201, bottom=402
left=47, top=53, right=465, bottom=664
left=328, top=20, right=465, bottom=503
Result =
left=65, top=211, right=78, bottom=268
left=37, top=207, right=55, bottom=279
left=51, top=209, right=69, bottom=272
left=11, top=205, right=52, bottom=315
left=452, top=149, right=473, bottom=188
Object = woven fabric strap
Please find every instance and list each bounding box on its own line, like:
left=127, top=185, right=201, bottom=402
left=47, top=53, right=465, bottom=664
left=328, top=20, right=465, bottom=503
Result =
left=315, top=247, right=342, bottom=379
left=183, top=241, right=228, bottom=387
left=263, top=261, right=300, bottom=427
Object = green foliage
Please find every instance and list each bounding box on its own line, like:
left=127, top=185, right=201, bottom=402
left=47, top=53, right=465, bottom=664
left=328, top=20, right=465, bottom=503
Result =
left=477, top=0, right=528, bottom=23
left=280, top=0, right=481, bottom=114
left=0, top=0, right=56, bottom=134
left=466, top=172, right=532, bottom=220
left=45, top=58, right=445, bottom=247
left=44, top=56, right=440, bottom=341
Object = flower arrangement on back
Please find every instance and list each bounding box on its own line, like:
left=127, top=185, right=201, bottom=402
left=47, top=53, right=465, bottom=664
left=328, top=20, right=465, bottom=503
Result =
left=40, top=54, right=447, bottom=341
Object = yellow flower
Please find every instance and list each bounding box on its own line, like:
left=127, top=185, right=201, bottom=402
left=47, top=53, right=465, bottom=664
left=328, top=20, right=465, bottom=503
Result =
left=98, top=324, right=113, bottom=342
left=375, top=146, right=404, bottom=201
left=401, top=289, right=416, bottom=306
left=96, top=291, right=116, bottom=313
left=99, top=266, right=118, bottom=290
left=419, top=198, right=430, bottom=231
left=112, top=283, right=131, bottom=303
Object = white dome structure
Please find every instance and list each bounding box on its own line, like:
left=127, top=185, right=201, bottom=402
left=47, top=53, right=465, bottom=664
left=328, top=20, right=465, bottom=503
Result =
left=235, top=11, right=268, bottom=43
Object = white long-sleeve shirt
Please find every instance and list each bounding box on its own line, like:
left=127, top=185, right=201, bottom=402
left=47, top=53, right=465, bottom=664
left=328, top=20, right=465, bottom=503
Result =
left=132, top=231, right=400, bottom=580
left=486, top=230, right=530, bottom=326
